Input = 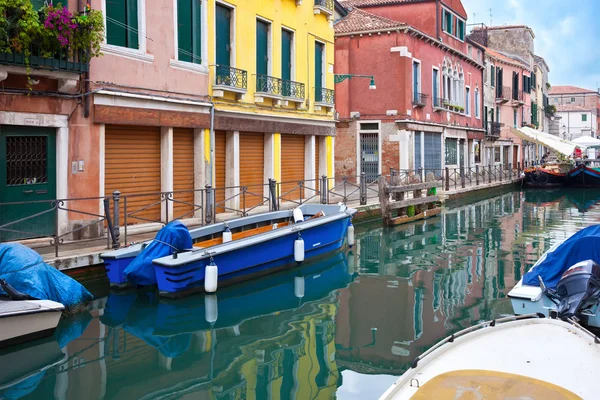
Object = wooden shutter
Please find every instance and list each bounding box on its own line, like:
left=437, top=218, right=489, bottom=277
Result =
left=239, top=133, right=265, bottom=208
left=215, top=131, right=226, bottom=213
left=105, top=125, right=161, bottom=225
left=173, top=128, right=194, bottom=219
left=106, top=0, right=127, bottom=47
left=281, top=134, right=305, bottom=202
left=177, top=0, right=201, bottom=64
left=256, top=21, right=269, bottom=76
left=126, top=0, right=139, bottom=49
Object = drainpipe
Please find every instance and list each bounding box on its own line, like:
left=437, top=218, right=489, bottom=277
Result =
left=79, top=0, right=90, bottom=118
left=435, top=0, right=440, bottom=40
left=209, top=103, right=215, bottom=186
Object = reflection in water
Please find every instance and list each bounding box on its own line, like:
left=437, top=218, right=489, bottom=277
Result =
left=3, top=188, right=600, bottom=399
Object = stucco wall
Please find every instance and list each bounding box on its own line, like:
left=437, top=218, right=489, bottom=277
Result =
left=486, top=27, right=534, bottom=69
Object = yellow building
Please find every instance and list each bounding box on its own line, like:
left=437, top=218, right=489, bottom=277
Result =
left=205, top=0, right=337, bottom=211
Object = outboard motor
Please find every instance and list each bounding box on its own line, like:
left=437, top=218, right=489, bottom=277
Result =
left=556, top=260, right=600, bottom=320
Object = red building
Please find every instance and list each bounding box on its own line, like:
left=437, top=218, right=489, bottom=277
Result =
left=334, top=0, right=485, bottom=179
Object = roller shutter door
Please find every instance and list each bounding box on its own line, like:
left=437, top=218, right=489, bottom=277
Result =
left=105, top=125, right=161, bottom=225
left=239, top=133, right=265, bottom=209
left=281, top=134, right=305, bottom=202
left=173, top=128, right=194, bottom=219
left=215, top=131, right=226, bottom=213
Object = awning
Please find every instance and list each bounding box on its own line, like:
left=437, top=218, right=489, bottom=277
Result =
left=510, top=127, right=578, bottom=157
left=572, top=136, right=600, bottom=148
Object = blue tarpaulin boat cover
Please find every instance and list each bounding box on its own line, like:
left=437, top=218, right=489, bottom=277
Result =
left=523, top=224, right=600, bottom=288
left=123, top=221, right=192, bottom=286
left=0, top=243, right=93, bottom=308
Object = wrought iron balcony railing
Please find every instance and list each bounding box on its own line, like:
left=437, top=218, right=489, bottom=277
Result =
left=215, top=65, right=248, bottom=90
left=512, top=90, right=524, bottom=103
left=487, top=122, right=502, bottom=137
left=412, top=92, right=429, bottom=107
left=315, top=87, right=334, bottom=104
left=495, top=86, right=511, bottom=102
left=314, top=0, right=334, bottom=11
left=433, top=97, right=446, bottom=109
left=256, top=74, right=282, bottom=95
left=0, top=45, right=89, bottom=73
left=282, top=79, right=305, bottom=99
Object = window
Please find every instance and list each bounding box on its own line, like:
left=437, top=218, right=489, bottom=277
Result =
left=571, top=97, right=575, bottom=103
left=256, top=20, right=270, bottom=76
left=494, top=147, right=501, bottom=163
left=215, top=4, right=232, bottom=67
left=445, top=138, right=458, bottom=165
left=457, top=19, right=465, bottom=40
left=474, top=140, right=481, bottom=163
left=582, top=114, right=588, bottom=122
left=413, top=61, right=421, bottom=102
left=106, top=0, right=139, bottom=49
left=314, top=41, right=325, bottom=101
left=359, top=123, right=380, bottom=180
left=465, top=87, right=470, bottom=115
left=467, top=45, right=472, bottom=58
left=433, top=68, right=439, bottom=105
left=475, top=88, right=480, bottom=118
left=443, top=10, right=453, bottom=34
left=490, top=65, right=495, bottom=87
left=177, top=0, right=201, bottom=64
left=514, top=109, right=518, bottom=128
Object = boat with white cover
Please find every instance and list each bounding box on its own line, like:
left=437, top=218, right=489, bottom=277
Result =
left=0, top=299, right=64, bottom=349
left=379, top=314, right=600, bottom=400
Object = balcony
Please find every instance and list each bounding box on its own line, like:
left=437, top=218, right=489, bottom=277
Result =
left=512, top=90, right=524, bottom=106
left=433, top=97, right=446, bottom=111
left=213, top=65, right=248, bottom=100
left=412, top=92, right=429, bottom=107
left=282, top=79, right=306, bottom=108
left=314, top=0, right=334, bottom=21
left=255, top=74, right=283, bottom=104
left=314, top=87, right=334, bottom=111
left=486, top=122, right=502, bottom=139
left=495, top=86, right=511, bottom=103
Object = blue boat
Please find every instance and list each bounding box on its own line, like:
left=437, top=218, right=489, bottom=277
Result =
left=567, top=164, right=600, bottom=188
left=101, top=204, right=356, bottom=296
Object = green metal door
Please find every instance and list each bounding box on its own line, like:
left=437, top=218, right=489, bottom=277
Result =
left=256, top=20, right=269, bottom=76
left=215, top=4, right=231, bottom=67
left=315, top=42, right=324, bottom=101
left=0, top=126, right=57, bottom=241
left=281, top=29, right=292, bottom=96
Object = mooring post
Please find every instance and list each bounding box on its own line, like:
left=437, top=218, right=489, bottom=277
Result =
left=205, top=185, right=213, bottom=224
left=112, top=190, right=121, bottom=249
left=488, top=164, right=492, bottom=184
left=269, top=179, right=278, bottom=211
left=508, top=163, right=512, bottom=179
left=320, top=175, right=327, bottom=204
left=445, top=167, right=450, bottom=191
left=500, top=164, right=503, bottom=182
left=518, top=161, right=521, bottom=176
left=460, top=166, right=465, bottom=188
left=378, top=176, right=391, bottom=224
left=360, top=172, right=367, bottom=205
left=475, top=165, right=480, bottom=186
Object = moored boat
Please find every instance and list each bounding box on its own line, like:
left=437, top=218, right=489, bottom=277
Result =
left=0, top=298, right=64, bottom=349
left=378, top=314, right=600, bottom=400
left=523, top=165, right=569, bottom=188
left=101, top=204, right=356, bottom=296
left=568, top=164, right=600, bottom=187
left=508, top=224, right=600, bottom=328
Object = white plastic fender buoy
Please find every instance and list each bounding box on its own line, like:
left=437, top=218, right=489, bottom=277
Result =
left=204, top=294, right=218, bottom=324
left=222, top=226, right=232, bottom=243
left=293, top=208, right=304, bottom=223
left=294, top=237, right=305, bottom=263
left=347, top=223, right=355, bottom=247
left=205, top=262, right=219, bottom=293
left=294, top=276, right=305, bottom=298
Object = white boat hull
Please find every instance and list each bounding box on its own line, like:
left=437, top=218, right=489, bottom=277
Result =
left=0, top=300, right=64, bottom=348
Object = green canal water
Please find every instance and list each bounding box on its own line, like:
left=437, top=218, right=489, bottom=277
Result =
left=4, top=187, right=600, bottom=400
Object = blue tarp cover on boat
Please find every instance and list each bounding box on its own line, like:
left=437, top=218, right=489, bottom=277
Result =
left=0, top=243, right=93, bottom=308
left=123, top=221, right=192, bottom=286
left=523, top=224, right=600, bottom=288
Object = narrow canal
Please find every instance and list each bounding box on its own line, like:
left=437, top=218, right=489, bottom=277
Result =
left=4, top=187, right=600, bottom=400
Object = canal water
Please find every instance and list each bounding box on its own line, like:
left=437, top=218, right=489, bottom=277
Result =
left=4, top=187, right=600, bottom=400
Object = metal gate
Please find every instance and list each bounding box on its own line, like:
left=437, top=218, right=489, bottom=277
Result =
left=360, top=132, right=379, bottom=181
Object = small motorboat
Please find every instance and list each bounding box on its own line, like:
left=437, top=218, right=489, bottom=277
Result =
left=101, top=204, right=356, bottom=296
left=0, top=298, right=64, bottom=349
left=379, top=314, right=600, bottom=400
left=568, top=164, right=600, bottom=187
left=523, top=165, right=568, bottom=188
left=508, top=224, right=600, bottom=328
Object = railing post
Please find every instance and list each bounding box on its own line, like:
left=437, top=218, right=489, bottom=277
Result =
left=475, top=165, right=480, bottom=186
left=205, top=185, right=213, bottom=224
left=419, top=167, right=424, bottom=183
left=488, top=165, right=492, bottom=184
left=269, top=179, right=278, bottom=211
left=508, top=163, right=512, bottom=179
left=321, top=175, right=327, bottom=204
left=360, top=172, right=367, bottom=205
left=500, top=164, right=503, bottom=182
left=112, top=190, right=121, bottom=249
left=445, top=167, right=450, bottom=191
left=518, top=161, right=521, bottom=176
left=460, top=166, right=465, bottom=188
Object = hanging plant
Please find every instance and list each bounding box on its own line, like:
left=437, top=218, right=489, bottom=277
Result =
left=0, top=0, right=42, bottom=54
left=72, top=4, right=104, bottom=60
left=43, top=4, right=76, bottom=47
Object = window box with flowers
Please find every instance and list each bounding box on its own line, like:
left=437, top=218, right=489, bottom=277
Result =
left=0, top=0, right=104, bottom=76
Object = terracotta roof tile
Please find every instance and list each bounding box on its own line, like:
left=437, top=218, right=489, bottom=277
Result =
left=334, top=7, right=406, bottom=34
left=481, top=45, right=529, bottom=69
left=339, top=0, right=467, bottom=18
left=555, top=104, right=594, bottom=112
left=550, top=86, right=599, bottom=95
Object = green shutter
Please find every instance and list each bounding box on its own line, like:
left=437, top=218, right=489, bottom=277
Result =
left=126, top=0, right=139, bottom=49
left=216, top=5, right=231, bottom=67
left=458, top=20, right=464, bottom=40
left=178, top=0, right=193, bottom=62
left=315, top=42, right=323, bottom=101
left=192, top=0, right=201, bottom=64
left=446, top=12, right=452, bottom=34
left=256, top=20, right=269, bottom=76
left=106, top=0, right=127, bottom=47
left=30, top=0, right=45, bottom=10
left=491, top=66, right=495, bottom=87
left=281, top=29, right=292, bottom=82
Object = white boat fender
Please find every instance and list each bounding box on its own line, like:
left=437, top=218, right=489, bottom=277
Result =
left=294, top=275, right=305, bottom=298
left=205, top=261, right=219, bottom=293
left=347, top=221, right=355, bottom=248
left=294, top=234, right=305, bottom=263
left=204, top=294, right=218, bottom=324
left=222, top=225, right=232, bottom=243
left=293, top=208, right=304, bottom=223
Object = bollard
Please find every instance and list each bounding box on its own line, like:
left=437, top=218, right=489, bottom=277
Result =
left=104, top=197, right=116, bottom=249
left=445, top=167, right=450, bottom=191
left=518, top=161, right=521, bottom=176
left=205, top=185, right=213, bottom=224
left=321, top=175, right=328, bottom=204
left=269, top=179, right=278, bottom=211
left=500, top=164, right=503, bottom=182
left=508, top=163, right=512, bottom=179
left=360, top=172, right=367, bottom=205
left=476, top=165, right=480, bottom=186
left=460, top=166, right=465, bottom=188
left=112, top=190, right=121, bottom=249
left=488, top=165, right=492, bottom=184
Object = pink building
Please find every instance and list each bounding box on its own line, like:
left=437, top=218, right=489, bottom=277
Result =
left=334, top=0, right=485, bottom=180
